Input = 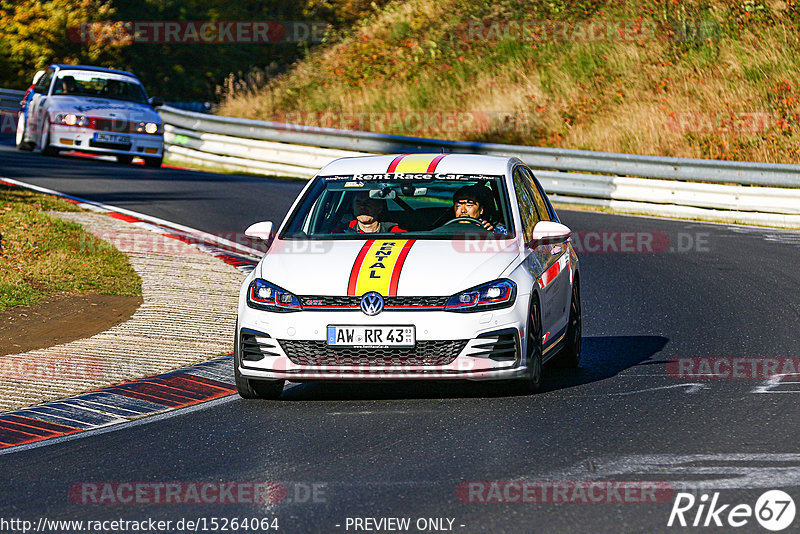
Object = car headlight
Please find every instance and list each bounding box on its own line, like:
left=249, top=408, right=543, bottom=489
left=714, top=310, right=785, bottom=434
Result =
left=137, top=122, right=160, bottom=134
left=247, top=279, right=301, bottom=312
left=55, top=113, right=88, bottom=126
left=444, top=279, right=516, bottom=312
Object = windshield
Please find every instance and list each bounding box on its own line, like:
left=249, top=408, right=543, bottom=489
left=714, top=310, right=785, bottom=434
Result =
left=280, top=173, right=515, bottom=240
left=53, top=71, right=148, bottom=104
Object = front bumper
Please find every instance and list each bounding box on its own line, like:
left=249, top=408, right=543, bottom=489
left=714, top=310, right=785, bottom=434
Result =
left=237, top=302, right=531, bottom=381
left=50, top=124, right=163, bottom=157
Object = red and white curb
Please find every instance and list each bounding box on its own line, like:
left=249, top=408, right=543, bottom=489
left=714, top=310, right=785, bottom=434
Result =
left=0, top=177, right=261, bottom=273
left=0, top=177, right=265, bottom=452
left=0, top=355, right=235, bottom=454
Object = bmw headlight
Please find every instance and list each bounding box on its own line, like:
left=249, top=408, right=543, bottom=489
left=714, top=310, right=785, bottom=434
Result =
left=55, top=113, right=88, bottom=126
left=137, top=122, right=160, bottom=134
left=247, top=278, right=301, bottom=312
left=444, top=279, right=516, bottom=312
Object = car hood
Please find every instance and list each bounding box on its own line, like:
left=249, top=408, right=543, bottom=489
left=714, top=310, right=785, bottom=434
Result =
left=258, top=238, right=521, bottom=296
left=48, top=96, right=159, bottom=122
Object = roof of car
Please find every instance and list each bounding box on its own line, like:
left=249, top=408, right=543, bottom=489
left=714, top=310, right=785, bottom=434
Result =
left=317, top=154, right=517, bottom=176
left=51, top=64, right=138, bottom=79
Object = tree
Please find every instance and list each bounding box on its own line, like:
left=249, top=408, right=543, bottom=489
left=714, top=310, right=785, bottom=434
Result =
left=0, top=0, right=121, bottom=88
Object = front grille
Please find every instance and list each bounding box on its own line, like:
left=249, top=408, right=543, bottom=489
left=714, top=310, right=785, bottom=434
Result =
left=298, top=295, right=448, bottom=310
left=471, top=329, right=519, bottom=361
left=91, top=118, right=137, bottom=133
left=240, top=331, right=282, bottom=361
left=279, top=339, right=467, bottom=366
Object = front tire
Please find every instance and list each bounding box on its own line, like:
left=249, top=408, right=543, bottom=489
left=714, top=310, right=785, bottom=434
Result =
left=143, top=155, right=162, bottom=168
left=556, top=277, right=581, bottom=368
left=519, top=296, right=543, bottom=393
left=234, top=328, right=285, bottom=400
left=16, top=113, right=33, bottom=151
left=39, top=120, right=59, bottom=157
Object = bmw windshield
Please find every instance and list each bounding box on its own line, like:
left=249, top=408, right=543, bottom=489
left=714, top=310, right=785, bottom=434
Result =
left=53, top=71, right=148, bottom=104
left=280, top=173, right=515, bottom=240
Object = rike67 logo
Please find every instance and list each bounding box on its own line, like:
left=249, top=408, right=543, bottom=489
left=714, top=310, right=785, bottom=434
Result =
left=668, top=490, right=796, bottom=531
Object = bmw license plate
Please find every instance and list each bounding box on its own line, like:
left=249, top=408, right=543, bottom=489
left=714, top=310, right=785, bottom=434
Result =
left=327, top=325, right=415, bottom=348
left=93, top=132, right=131, bottom=145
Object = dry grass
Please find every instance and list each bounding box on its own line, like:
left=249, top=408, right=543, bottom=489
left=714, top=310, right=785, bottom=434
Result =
left=218, top=0, right=800, bottom=163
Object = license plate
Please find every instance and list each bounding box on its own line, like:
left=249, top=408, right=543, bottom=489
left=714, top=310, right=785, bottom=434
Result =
left=93, top=132, right=130, bottom=144
left=327, top=325, right=415, bottom=348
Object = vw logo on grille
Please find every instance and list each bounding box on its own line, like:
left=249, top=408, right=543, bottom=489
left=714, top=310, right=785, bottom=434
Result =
left=360, top=292, right=384, bottom=316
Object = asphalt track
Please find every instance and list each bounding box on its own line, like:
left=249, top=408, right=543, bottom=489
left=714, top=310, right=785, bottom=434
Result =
left=2, top=137, right=800, bottom=533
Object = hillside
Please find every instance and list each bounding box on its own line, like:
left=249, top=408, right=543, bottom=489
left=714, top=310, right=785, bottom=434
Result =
left=217, top=0, right=800, bottom=164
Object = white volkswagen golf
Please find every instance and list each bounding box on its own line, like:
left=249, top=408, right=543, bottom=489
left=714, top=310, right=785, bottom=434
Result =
left=235, top=154, right=581, bottom=398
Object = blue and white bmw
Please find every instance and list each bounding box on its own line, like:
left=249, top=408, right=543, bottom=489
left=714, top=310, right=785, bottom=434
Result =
left=235, top=154, right=581, bottom=398
left=16, top=64, right=164, bottom=167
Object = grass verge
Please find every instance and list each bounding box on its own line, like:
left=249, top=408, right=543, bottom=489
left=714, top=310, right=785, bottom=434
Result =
left=0, top=185, right=142, bottom=311
left=218, top=0, right=800, bottom=164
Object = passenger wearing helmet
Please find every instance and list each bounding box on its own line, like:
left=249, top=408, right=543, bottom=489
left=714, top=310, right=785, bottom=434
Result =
left=346, top=193, right=406, bottom=233
left=451, top=184, right=508, bottom=234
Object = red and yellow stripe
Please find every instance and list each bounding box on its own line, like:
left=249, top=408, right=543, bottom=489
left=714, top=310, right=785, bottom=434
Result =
left=347, top=239, right=416, bottom=296
left=387, top=154, right=447, bottom=173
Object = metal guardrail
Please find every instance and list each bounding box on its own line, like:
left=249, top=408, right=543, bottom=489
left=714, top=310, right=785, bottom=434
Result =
left=159, top=106, right=800, bottom=188
left=158, top=105, right=800, bottom=227
left=0, top=88, right=25, bottom=113
left=164, top=102, right=213, bottom=114
left=164, top=125, right=368, bottom=178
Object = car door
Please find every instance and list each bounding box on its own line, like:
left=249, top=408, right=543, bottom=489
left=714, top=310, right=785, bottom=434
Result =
left=523, top=167, right=572, bottom=342
left=27, top=67, right=55, bottom=144
left=513, top=166, right=559, bottom=343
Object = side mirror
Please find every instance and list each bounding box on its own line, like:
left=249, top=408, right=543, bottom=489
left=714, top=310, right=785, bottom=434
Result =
left=244, top=221, right=273, bottom=243
left=529, top=221, right=572, bottom=247
left=32, top=70, right=45, bottom=85
left=149, top=97, right=164, bottom=108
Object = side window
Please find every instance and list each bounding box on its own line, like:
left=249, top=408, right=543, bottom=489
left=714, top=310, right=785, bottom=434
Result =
left=513, top=167, right=540, bottom=240
left=522, top=168, right=551, bottom=222
left=34, top=68, right=54, bottom=94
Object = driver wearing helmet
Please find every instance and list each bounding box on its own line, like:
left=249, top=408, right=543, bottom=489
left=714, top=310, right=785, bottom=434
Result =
left=451, top=184, right=508, bottom=234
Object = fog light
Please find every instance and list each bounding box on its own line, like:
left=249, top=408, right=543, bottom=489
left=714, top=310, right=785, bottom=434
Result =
left=60, top=138, right=74, bottom=145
